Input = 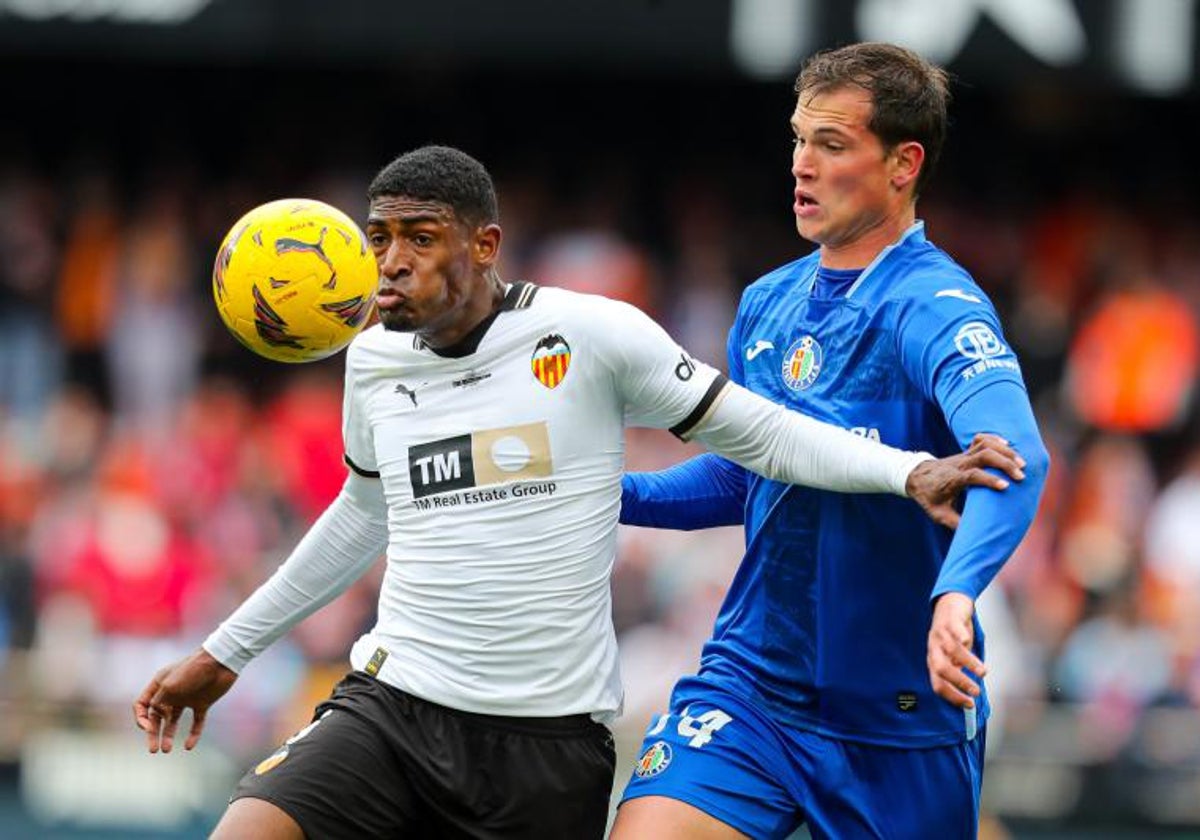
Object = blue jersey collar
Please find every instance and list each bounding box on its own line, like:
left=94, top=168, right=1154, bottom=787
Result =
left=844, top=220, right=925, bottom=298
left=797, top=220, right=926, bottom=299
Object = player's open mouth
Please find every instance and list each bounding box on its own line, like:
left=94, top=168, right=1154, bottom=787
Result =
left=794, top=191, right=819, bottom=218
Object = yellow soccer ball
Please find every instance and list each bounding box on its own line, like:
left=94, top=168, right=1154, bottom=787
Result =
left=212, top=198, right=377, bottom=363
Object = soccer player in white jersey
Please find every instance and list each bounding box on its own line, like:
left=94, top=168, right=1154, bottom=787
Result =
left=133, top=145, right=1025, bottom=839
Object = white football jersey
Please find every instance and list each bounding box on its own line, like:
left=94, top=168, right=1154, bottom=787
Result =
left=342, top=282, right=726, bottom=721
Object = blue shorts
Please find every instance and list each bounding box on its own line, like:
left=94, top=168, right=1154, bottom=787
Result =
left=620, top=683, right=985, bottom=839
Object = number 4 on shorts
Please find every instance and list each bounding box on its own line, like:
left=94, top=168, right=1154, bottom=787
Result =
left=676, top=707, right=733, bottom=748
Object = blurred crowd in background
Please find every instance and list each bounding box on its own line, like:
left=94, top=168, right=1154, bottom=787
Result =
left=3, top=49, right=1200, bottom=835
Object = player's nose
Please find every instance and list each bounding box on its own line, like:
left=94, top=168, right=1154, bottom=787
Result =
left=791, top=143, right=816, bottom=179
left=376, top=240, right=414, bottom=279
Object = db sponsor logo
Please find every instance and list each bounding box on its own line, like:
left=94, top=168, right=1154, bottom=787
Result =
left=954, top=322, right=1006, bottom=360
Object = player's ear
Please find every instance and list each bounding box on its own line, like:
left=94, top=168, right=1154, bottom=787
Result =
left=474, top=223, right=502, bottom=267
left=889, top=141, right=925, bottom=194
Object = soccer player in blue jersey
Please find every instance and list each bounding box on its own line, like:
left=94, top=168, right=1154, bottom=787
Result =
left=612, top=42, right=1050, bottom=839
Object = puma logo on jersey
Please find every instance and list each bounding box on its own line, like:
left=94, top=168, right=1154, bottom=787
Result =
left=394, top=382, right=418, bottom=406
left=935, top=289, right=982, bottom=304
left=745, top=340, right=774, bottom=361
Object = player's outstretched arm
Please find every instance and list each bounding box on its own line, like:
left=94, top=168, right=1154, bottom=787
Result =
left=688, top=382, right=1024, bottom=510
left=604, top=300, right=1021, bottom=523
left=133, top=648, right=237, bottom=754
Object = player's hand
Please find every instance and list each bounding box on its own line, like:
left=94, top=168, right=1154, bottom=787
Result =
left=133, top=648, right=238, bottom=754
left=927, top=592, right=985, bottom=709
left=905, top=433, right=1025, bottom=529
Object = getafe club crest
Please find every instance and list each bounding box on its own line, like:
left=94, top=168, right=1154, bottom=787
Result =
left=782, top=335, right=822, bottom=391
left=634, top=741, right=673, bottom=778
left=531, top=334, right=571, bottom=389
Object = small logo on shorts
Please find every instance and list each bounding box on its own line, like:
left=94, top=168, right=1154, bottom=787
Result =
left=254, top=746, right=289, bottom=775
left=365, top=647, right=389, bottom=676
left=634, top=741, right=673, bottom=778
left=897, top=691, right=919, bottom=712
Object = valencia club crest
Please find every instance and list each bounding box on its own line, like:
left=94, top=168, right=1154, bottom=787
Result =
left=531, top=334, right=571, bottom=389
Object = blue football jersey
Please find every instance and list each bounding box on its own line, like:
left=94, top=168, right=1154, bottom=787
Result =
left=679, top=222, right=1029, bottom=748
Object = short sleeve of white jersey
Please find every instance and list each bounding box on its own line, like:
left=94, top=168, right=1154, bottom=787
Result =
left=342, top=344, right=378, bottom=476
left=589, top=298, right=727, bottom=438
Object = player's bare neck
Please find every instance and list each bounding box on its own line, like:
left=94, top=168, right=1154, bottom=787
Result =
left=820, top=206, right=916, bottom=270
left=418, top=274, right=507, bottom=354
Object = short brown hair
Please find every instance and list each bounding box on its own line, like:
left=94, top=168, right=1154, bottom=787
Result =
left=795, top=42, right=949, bottom=196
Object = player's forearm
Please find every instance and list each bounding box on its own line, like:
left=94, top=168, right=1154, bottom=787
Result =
left=621, top=454, right=747, bottom=530
left=689, top=382, right=931, bottom=496
left=932, top=381, right=1050, bottom=600
left=203, top=473, right=388, bottom=672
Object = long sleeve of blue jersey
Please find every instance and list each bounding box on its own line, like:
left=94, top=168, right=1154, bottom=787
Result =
left=930, top=379, right=1050, bottom=601
left=887, top=265, right=1050, bottom=602
left=620, top=453, right=747, bottom=529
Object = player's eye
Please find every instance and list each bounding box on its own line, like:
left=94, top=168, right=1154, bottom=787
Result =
left=412, top=233, right=434, bottom=247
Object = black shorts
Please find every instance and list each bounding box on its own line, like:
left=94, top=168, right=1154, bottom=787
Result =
left=231, top=671, right=616, bottom=839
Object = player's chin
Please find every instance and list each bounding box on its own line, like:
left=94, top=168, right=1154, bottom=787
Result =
left=794, top=217, right=821, bottom=241
left=378, top=308, right=418, bottom=332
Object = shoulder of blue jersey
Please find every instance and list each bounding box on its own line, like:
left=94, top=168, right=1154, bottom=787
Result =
left=742, top=253, right=818, bottom=300
left=883, top=247, right=995, bottom=311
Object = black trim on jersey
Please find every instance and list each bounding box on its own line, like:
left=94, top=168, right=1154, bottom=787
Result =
left=344, top=454, right=380, bottom=478
left=501, top=281, right=539, bottom=311
left=426, top=310, right=501, bottom=358
left=670, top=374, right=731, bottom=440
left=417, top=281, right=539, bottom=359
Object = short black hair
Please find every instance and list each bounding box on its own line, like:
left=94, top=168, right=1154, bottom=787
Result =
left=367, top=145, right=499, bottom=228
left=796, top=42, right=950, bottom=196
